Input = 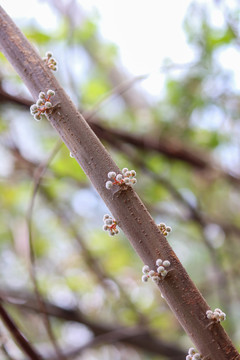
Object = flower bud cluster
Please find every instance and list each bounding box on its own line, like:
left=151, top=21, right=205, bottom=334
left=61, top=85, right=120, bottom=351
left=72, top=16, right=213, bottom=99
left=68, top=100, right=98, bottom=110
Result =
left=43, top=51, right=57, bottom=71
left=206, top=308, right=226, bottom=322
left=103, top=214, right=119, bottom=236
left=142, top=258, right=171, bottom=283
left=30, top=90, right=55, bottom=121
left=106, top=168, right=137, bottom=190
left=186, top=347, right=202, bottom=360
left=158, top=223, right=172, bottom=236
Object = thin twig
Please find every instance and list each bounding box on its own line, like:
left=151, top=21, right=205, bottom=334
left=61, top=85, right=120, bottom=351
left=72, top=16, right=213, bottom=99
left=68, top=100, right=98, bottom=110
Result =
left=26, top=141, right=66, bottom=360
left=0, top=300, right=42, bottom=360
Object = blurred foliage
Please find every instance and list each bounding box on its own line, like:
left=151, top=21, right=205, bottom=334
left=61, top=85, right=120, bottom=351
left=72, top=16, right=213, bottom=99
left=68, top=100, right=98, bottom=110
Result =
left=1, top=1, right=240, bottom=359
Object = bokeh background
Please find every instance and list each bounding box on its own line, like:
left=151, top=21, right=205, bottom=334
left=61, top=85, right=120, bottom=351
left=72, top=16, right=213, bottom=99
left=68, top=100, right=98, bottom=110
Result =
left=1, top=0, right=240, bottom=359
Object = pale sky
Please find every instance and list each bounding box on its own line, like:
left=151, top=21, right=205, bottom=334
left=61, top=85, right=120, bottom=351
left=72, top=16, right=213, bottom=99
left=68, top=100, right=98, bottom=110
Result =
left=1, top=0, right=195, bottom=96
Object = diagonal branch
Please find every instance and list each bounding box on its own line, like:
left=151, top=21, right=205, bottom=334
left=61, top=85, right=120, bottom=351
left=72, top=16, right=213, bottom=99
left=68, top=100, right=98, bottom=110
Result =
left=0, top=289, right=186, bottom=359
left=0, top=299, right=43, bottom=360
left=0, top=6, right=239, bottom=359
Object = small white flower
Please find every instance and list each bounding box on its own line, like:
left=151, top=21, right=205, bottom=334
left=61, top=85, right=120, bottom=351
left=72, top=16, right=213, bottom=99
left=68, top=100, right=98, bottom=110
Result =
left=157, top=266, right=165, bottom=273
left=189, top=348, right=196, bottom=355
left=45, top=101, right=52, bottom=108
left=161, top=270, right=168, bottom=277
left=162, top=260, right=170, bottom=268
left=156, top=259, right=162, bottom=266
left=116, top=174, right=123, bottom=181
left=103, top=214, right=110, bottom=221
left=142, top=275, right=148, bottom=282
left=149, top=270, right=155, bottom=277
left=105, top=219, right=113, bottom=225
left=39, top=91, right=45, bottom=99
left=37, top=99, right=44, bottom=107
left=142, top=265, right=150, bottom=274
left=34, top=114, right=41, bottom=121
left=106, top=181, right=113, bottom=189
left=108, top=171, right=116, bottom=179
left=47, top=89, right=55, bottom=96
left=122, top=168, right=128, bottom=174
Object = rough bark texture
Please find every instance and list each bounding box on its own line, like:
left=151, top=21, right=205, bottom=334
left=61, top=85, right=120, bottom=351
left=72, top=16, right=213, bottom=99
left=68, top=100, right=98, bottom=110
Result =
left=0, top=6, right=239, bottom=360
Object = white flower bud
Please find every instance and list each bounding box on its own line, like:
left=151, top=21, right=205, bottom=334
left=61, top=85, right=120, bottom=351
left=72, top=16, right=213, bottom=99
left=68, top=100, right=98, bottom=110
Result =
left=189, top=348, right=196, bottom=355
left=142, top=275, right=148, bottom=282
left=131, top=178, right=137, bottom=184
left=30, top=104, right=38, bottom=113
left=106, top=181, right=113, bottom=189
left=163, top=260, right=170, bottom=268
left=219, top=313, right=226, bottom=321
left=47, top=89, right=55, bottom=96
left=123, top=178, right=130, bottom=184
left=103, top=225, right=108, bottom=231
left=193, top=354, right=201, bottom=360
left=125, top=171, right=130, bottom=177
left=166, top=226, right=172, bottom=232
left=34, top=114, right=41, bottom=121
left=109, top=231, right=115, bottom=236
left=46, top=51, right=53, bottom=58
left=45, top=101, right=52, bottom=108
left=142, top=265, right=150, bottom=274
left=149, top=270, right=155, bottom=277
left=151, top=276, right=159, bottom=283
left=115, top=229, right=119, bottom=234
left=159, top=223, right=166, bottom=227
left=130, top=170, right=136, bottom=176
left=156, top=259, right=162, bottom=266
left=122, top=168, right=128, bottom=174
left=105, top=219, right=113, bottom=225
left=214, top=308, right=221, bottom=314
left=103, top=214, right=110, bottom=221
left=157, top=266, right=165, bottom=273
left=116, top=174, right=123, bottom=181
left=37, top=99, right=44, bottom=107
left=161, top=270, right=168, bottom=277
left=186, top=356, right=192, bottom=360
left=39, top=91, right=45, bottom=99
left=70, top=152, right=74, bottom=158
left=108, top=171, right=116, bottom=179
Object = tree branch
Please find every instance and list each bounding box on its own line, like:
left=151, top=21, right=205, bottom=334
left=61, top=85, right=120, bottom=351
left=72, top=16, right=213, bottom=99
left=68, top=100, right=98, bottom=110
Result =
left=0, top=6, right=239, bottom=359
left=0, top=289, right=185, bottom=359
left=0, top=299, right=43, bottom=360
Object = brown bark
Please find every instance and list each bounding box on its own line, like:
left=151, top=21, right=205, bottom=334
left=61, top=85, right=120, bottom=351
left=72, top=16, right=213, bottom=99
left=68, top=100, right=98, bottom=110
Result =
left=0, top=6, right=239, bottom=359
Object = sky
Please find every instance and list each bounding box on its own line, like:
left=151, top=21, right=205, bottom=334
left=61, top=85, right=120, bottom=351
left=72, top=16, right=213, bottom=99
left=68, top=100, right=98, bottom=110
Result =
left=1, top=0, right=195, bottom=96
